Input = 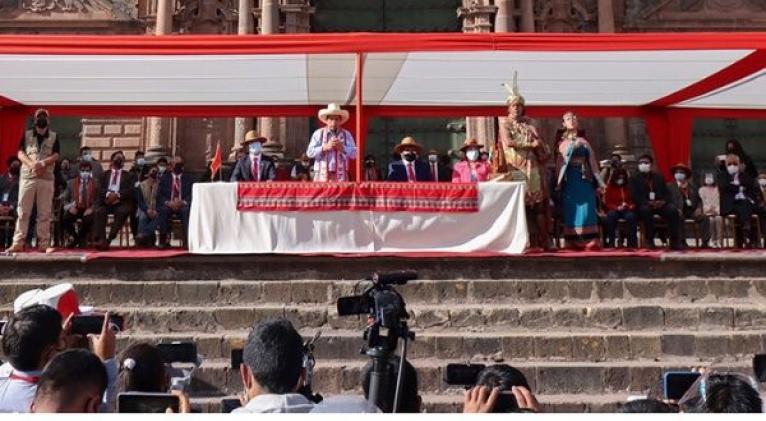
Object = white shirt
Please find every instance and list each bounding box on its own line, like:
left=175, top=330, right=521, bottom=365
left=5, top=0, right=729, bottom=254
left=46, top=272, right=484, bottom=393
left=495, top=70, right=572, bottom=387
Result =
left=232, top=393, right=314, bottom=414
left=107, top=169, right=122, bottom=195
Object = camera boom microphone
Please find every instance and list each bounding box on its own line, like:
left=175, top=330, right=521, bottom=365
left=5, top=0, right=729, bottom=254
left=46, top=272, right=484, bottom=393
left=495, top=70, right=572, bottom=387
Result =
left=369, top=271, right=418, bottom=285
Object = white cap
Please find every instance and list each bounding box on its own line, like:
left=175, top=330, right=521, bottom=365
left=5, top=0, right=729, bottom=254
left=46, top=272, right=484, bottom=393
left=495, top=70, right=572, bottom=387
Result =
left=13, top=283, right=82, bottom=318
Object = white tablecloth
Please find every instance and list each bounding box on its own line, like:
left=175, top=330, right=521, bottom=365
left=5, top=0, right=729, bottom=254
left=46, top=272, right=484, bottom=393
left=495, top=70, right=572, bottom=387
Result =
left=188, top=182, right=527, bottom=254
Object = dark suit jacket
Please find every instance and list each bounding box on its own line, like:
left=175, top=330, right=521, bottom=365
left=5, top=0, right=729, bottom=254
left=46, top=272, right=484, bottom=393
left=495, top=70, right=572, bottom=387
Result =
left=630, top=172, right=671, bottom=208
left=230, top=155, right=276, bottom=182
left=424, top=162, right=452, bottom=182
left=719, top=170, right=757, bottom=216
left=387, top=160, right=433, bottom=182
left=97, top=169, right=135, bottom=207
left=158, top=172, right=194, bottom=207
left=0, top=174, right=19, bottom=208
left=667, top=181, right=702, bottom=216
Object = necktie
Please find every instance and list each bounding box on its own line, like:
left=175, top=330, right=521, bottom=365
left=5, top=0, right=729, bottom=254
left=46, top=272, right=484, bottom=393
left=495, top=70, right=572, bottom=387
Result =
left=172, top=176, right=180, bottom=201
left=406, top=164, right=416, bottom=182
left=79, top=180, right=86, bottom=208
left=431, top=164, right=437, bottom=181
left=111, top=171, right=118, bottom=190
left=251, top=158, right=258, bottom=181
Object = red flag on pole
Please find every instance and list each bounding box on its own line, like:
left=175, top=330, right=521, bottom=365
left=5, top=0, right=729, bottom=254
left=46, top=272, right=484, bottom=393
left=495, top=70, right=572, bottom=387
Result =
left=210, top=141, right=222, bottom=181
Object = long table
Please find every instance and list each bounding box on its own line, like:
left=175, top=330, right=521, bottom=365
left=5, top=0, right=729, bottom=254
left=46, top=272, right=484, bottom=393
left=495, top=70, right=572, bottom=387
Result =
left=188, top=182, right=527, bottom=254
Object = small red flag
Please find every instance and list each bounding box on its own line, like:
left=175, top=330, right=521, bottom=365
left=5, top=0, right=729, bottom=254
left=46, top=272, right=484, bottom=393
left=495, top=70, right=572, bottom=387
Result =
left=210, top=141, right=222, bottom=180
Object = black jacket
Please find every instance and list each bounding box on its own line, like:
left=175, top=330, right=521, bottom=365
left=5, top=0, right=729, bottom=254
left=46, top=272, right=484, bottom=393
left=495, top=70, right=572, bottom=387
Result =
left=230, top=155, right=277, bottom=182
left=630, top=172, right=671, bottom=208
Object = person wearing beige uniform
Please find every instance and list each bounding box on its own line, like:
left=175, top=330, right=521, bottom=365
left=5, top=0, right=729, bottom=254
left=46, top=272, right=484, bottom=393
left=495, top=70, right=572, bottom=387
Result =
left=5, top=109, right=60, bottom=254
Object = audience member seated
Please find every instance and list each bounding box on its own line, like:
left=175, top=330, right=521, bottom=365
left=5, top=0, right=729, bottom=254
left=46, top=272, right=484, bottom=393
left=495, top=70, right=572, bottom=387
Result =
left=463, top=364, right=539, bottom=413
left=681, top=373, right=762, bottom=413
left=361, top=154, right=382, bottom=182
left=234, top=319, right=314, bottom=413
left=116, top=342, right=190, bottom=413
left=0, top=304, right=65, bottom=412
left=135, top=165, right=160, bottom=248
left=388, top=137, right=433, bottom=182
left=0, top=157, right=20, bottom=247
left=630, top=154, right=682, bottom=250
left=617, top=399, right=677, bottom=413
left=55, top=159, right=72, bottom=196
left=291, top=155, right=314, bottom=182
left=361, top=356, right=420, bottom=413
left=719, top=154, right=758, bottom=248
left=599, top=153, right=628, bottom=185
left=717, top=139, right=758, bottom=180
left=77, top=146, right=103, bottom=182
left=29, top=349, right=108, bottom=413
left=128, top=150, right=148, bottom=183
left=667, top=163, right=710, bottom=248
left=754, top=170, right=766, bottom=248
left=452, top=139, right=490, bottom=183
left=699, top=172, right=724, bottom=248
left=61, top=161, right=98, bottom=248
left=157, top=156, right=193, bottom=249
left=274, top=157, right=292, bottom=181
left=93, top=151, right=135, bottom=250
left=230, top=131, right=275, bottom=182
left=425, top=149, right=451, bottom=183
left=602, top=168, right=638, bottom=248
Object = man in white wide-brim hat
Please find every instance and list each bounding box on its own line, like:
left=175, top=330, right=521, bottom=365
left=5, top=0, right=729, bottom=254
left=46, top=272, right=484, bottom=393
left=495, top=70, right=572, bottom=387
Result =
left=306, top=103, right=357, bottom=182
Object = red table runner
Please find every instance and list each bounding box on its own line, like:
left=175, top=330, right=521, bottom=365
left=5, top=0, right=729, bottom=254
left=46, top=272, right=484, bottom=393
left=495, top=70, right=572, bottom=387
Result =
left=237, top=182, right=479, bottom=213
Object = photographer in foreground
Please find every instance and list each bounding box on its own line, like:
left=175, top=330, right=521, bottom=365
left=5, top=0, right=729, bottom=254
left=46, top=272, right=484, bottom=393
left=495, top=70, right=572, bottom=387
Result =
left=115, top=342, right=190, bottom=413
left=30, top=349, right=107, bottom=413
left=462, top=364, right=541, bottom=413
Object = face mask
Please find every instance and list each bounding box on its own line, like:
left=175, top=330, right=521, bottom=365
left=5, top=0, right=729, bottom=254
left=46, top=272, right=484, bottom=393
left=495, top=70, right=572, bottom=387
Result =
left=35, top=117, right=48, bottom=129
left=136, top=158, right=146, bottom=166
left=466, top=150, right=480, bottom=162
left=112, top=158, right=124, bottom=169
left=428, top=155, right=438, bottom=163
left=402, top=152, right=416, bottom=162
left=674, top=172, right=686, bottom=182
left=638, top=163, right=651, bottom=173
left=727, top=165, right=739, bottom=175
left=158, top=165, right=167, bottom=174
left=759, top=179, right=766, bottom=188
left=249, top=143, right=262, bottom=155
left=9, top=166, right=20, bottom=176
left=616, top=179, right=625, bottom=186
left=80, top=171, right=91, bottom=179
left=704, top=177, right=714, bottom=186
left=82, top=153, right=92, bottom=162
left=173, top=164, right=184, bottom=174
left=149, top=172, right=158, bottom=179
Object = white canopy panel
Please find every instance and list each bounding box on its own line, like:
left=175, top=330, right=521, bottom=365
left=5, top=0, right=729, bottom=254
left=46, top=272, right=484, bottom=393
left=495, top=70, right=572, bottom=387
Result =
left=680, top=70, right=766, bottom=109
left=363, top=50, right=754, bottom=106
left=0, top=53, right=357, bottom=106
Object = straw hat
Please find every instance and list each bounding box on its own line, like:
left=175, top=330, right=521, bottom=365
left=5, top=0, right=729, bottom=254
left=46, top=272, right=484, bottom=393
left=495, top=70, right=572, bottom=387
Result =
left=393, top=136, right=423, bottom=154
left=318, top=103, right=350, bottom=125
left=460, top=138, right=484, bottom=152
left=243, top=130, right=268, bottom=145
left=502, top=71, right=525, bottom=106
left=670, top=162, right=692, bottom=177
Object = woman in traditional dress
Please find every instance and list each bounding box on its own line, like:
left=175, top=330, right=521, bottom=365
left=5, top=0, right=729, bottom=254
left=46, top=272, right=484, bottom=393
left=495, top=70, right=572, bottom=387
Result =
left=556, top=111, right=604, bottom=250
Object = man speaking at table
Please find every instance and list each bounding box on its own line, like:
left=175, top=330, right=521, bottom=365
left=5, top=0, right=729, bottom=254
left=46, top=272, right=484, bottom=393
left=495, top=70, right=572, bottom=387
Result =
left=305, top=103, right=357, bottom=182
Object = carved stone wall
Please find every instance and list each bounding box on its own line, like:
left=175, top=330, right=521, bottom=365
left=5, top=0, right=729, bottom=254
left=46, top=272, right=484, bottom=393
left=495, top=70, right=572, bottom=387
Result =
left=81, top=118, right=144, bottom=168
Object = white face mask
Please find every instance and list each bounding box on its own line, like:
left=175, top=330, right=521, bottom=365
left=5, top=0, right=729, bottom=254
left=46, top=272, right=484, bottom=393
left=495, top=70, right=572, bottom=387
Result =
left=466, top=150, right=480, bottom=162
left=615, top=179, right=625, bottom=186
left=80, top=171, right=91, bottom=179
left=759, top=179, right=766, bottom=188
left=428, top=155, right=438, bottom=163
left=674, top=172, right=686, bottom=182
left=82, top=153, right=92, bottom=162
left=249, top=143, right=262, bottom=156
left=638, top=163, right=651, bottom=173
left=704, top=177, right=714, bottom=186
left=727, top=165, right=739, bottom=175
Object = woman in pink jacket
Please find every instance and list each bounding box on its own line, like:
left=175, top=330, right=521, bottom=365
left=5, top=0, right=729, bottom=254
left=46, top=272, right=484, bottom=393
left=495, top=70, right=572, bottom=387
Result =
left=452, top=139, right=490, bottom=183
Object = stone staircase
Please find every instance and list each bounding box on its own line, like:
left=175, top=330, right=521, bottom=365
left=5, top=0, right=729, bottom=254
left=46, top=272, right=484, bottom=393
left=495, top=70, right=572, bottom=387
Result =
left=2, top=273, right=765, bottom=413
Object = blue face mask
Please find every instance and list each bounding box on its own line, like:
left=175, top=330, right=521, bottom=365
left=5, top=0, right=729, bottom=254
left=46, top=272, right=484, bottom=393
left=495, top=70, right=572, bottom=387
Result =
left=249, top=143, right=262, bottom=155
left=136, top=158, right=146, bottom=166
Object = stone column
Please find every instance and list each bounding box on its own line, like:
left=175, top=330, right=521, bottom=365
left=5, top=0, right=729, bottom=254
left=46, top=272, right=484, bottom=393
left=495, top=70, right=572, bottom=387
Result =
left=458, top=0, right=497, bottom=147
left=258, top=0, right=283, bottom=156
left=281, top=0, right=314, bottom=159
left=145, top=0, right=173, bottom=161
left=231, top=0, right=255, bottom=160
left=494, top=0, right=514, bottom=32
left=520, top=0, right=535, bottom=32
left=598, top=0, right=627, bottom=155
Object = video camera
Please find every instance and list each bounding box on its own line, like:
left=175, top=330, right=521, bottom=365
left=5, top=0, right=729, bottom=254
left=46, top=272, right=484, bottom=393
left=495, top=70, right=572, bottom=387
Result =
left=336, top=271, right=417, bottom=413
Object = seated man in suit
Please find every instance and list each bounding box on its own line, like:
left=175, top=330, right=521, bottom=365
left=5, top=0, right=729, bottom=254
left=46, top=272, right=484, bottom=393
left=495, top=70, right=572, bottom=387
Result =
left=230, top=130, right=276, bottom=182
left=387, top=137, right=433, bottom=182
left=667, top=163, right=710, bottom=248
left=93, top=151, right=135, bottom=250
left=0, top=157, right=21, bottom=247
left=630, top=154, right=682, bottom=250
left=426, top=149, right=452, bottom=183
left=61, top=161, right=98, bottom=248
left=720, top=154, right=758, bottom=248
left=158, top=156, right=194, bottom=249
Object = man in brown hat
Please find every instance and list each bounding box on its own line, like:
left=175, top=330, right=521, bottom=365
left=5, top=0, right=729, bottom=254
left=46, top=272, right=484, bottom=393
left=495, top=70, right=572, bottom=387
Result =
left=387, top=137, right=433, bottom=182
left=230, top=130, right=276, bottom=182
left=667, top=162, right=709, bottom=248
left=306, top=103, right=357, bottom=182
left=6, top=109, right=59, bottom=254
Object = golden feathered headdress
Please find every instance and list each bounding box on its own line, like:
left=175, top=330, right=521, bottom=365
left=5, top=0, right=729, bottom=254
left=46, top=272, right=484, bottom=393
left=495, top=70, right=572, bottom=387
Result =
left=502, top=71, right=525, bottom=106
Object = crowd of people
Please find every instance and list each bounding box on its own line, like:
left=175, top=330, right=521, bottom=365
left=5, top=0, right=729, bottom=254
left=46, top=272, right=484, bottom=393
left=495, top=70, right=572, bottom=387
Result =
left=0, top=284, right=763, bottom=414
left=2, top=99, right=765, bottom=253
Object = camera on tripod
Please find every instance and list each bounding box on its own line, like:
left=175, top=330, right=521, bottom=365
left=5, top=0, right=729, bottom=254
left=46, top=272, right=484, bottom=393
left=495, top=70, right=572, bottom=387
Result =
left=336, top=270, right=417, bottom=413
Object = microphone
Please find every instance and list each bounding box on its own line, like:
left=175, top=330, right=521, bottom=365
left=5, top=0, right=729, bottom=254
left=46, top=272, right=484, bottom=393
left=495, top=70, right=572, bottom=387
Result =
left=367, top=270, right=418, bottom=286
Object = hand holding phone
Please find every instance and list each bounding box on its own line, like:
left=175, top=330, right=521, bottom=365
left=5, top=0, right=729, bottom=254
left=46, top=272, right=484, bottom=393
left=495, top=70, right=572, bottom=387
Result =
left=664, top=372, right=701, bottom=401
left=117, top=392, right=180, bottom=413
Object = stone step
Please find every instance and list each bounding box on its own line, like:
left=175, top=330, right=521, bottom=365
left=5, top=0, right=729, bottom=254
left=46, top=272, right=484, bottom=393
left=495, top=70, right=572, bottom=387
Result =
left=4, top=302, right=765, bottom=333
left=189, top=358, right=754, bottom=397
left=113, top=330, right=766, bottom=362
left=2, top=278, right=765, bottom=307
left=189, top=392, right=633, bottom=413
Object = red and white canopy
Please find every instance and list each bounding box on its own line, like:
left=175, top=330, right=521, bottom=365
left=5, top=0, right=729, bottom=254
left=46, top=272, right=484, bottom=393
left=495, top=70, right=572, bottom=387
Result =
left=1, top=32, right=765, bottom=174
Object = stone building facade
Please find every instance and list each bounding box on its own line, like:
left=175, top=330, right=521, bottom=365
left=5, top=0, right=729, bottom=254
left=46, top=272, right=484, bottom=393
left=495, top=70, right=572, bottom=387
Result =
left=2, top=0, right=766, bottom=172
